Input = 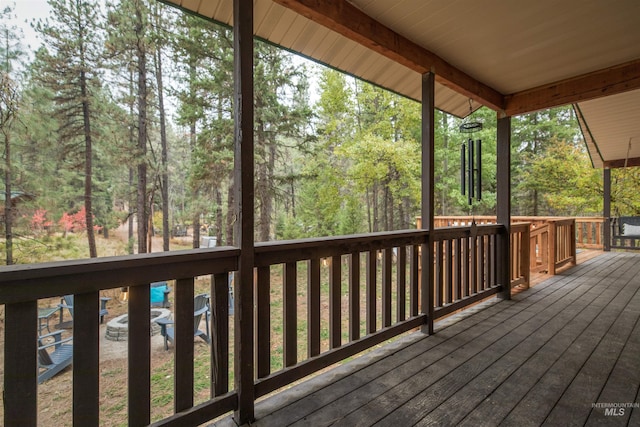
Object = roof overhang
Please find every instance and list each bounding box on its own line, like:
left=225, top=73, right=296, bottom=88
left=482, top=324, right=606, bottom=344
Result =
left=162, top=0, right=640, bottom=168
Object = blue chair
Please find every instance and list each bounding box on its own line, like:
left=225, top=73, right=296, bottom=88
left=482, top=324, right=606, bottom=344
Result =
left=156, top=293, right=211, bottom=350
left=151, top=281, right=171, bottom=308
left=59, top=294, right=110, bottom=324
left=38, top=330, right=73, bottom=383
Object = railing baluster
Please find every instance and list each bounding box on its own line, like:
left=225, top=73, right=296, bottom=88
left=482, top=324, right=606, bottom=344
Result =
left=349, top=252, right=360, bottom=340
left=463, top=237, right=470, bottom=297
left=455, top=238, right=462, bottom=301
left=212, top=272, right=230, bottom=395
left=478, top=235, right=485, bottom=291
left=366, top=250, right=377, bottom=334
left=175, top=278, right=195, bottom=412
left=329, top=255, right=342, bottom=349
left=73, top=291, right=100, bottom=425
left=471, top=235, right=478, bottom=295
left=382, top=247, right=392, bottom=327
left=284, top=262, right=297, bottom=367
left=435, top=241, right=443, bottom=308
left=308, top=258, right=321, bottom=357
left=256, top=266, right=270, bottom=379
left=4, top=301, right=37, bottom=427
left=410, top=245, right=419, bottom=317
left=397, top=246, right=407, bottom=322
left=445, top=240, right=453, bottom=304
left=129, top=284, right=151, bottom=426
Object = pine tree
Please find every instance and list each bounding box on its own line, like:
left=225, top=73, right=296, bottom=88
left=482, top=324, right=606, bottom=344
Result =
left=34, top=0, right=104, bottom=258
left=0, top=4, right=24, bottom=265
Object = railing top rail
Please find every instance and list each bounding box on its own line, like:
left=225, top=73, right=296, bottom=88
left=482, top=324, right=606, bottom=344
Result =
left=431, top=224, right=503, bottom=241
left=549, top=218, right=576, bottom=226
left=0, top=247, right=240, bottom=304
left=510, top=222, right=531, bottom=232
left=255, top=229, right=429, bottom=266
left=254, top=225, right=505, bottom=266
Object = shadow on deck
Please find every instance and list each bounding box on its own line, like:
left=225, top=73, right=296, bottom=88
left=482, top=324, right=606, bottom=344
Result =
left=213, top=250, right=640, bottom=426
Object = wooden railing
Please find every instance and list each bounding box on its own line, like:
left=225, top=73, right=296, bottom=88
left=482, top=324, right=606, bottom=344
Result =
left=1, top=248, right=239, bottom=427
left=529, top=223, right=550, bottom=273
left=431, top=216, right=582, bottom=279
left=1, top=226, right=509, bottom=426
left=575, top=217, right=604, bottom=249
left=548, top=218, right=577, bottom=275
left=510, top=223, right=531, bottom=288
left=430, top=225, right=504, bottom=319
left=436, top=216, right=604, bottom=251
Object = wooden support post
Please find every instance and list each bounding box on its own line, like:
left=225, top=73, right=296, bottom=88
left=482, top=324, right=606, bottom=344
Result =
left=128, top=285, right=150, bottom=426
left=497, top=115, right=511, bottom=300
left=73, top=292, right=100, bottom=425
left=174, top=278, right=195, bottom=412
left=604, top=168, right=611, bottom=251
left=233, top=0, right=255, bottom=423
left=4, top=301, right=37, bottom=427
left=421, top=72, right=435, bottom=334
left=212, top=272, right=230, bottom=396
left=548, top=221, right=557, bottom=275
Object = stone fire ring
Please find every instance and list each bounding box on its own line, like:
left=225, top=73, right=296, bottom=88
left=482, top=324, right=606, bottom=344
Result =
left=105, top=308, right=172, bottom=341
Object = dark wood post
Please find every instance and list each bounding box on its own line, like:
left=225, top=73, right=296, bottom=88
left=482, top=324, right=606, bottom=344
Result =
left=421, top=72, right=435, bottom=334
left=73, top=292, right=100, bottom=425
left=4, top=302, right=37, bottom=427
left=497, top=115, right=511, bottom=300
left=128, top=284, right=151, bottom=426
left=233, top=0, right=255, bottom=423
left=603, top=168, right=611, bottom=251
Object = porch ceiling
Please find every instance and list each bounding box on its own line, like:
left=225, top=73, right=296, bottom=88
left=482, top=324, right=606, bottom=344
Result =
left=163, top=0, right=640, bottom=168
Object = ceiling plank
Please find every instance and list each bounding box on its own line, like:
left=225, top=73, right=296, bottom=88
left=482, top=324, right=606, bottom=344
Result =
left=604, top=157, right=640, bottom=169
left=505, top=59, right=640, bottom=116
left=274, top=0, right=505, bottom=112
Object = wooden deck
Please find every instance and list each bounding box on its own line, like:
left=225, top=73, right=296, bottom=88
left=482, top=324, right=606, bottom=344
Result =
left=212, top=251, right=640, bottom=426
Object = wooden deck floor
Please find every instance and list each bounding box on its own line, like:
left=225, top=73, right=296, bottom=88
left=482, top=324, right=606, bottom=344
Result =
left=213, top=251, right=640, bottom=426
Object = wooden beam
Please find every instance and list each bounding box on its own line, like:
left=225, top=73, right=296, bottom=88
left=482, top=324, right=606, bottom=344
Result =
left=603, top=168, right=611, bottom=252
left=274, top=0, right=504, bottom=112
left=496, top=116, right=511, bottom=300
left=233, top=0, right=255, bottom=423
left=505, top=59, right=640, bottom=116
left=603, top=157, right=640, bottom=169
left=422, top=72, right=435, bottom=334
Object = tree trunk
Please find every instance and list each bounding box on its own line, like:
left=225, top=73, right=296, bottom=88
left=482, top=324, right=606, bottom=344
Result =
left=215, top=188, right=223, bottom=245
left=80, top=68, right=97, bottom=258
left=127, top=69, right=135, bottom=253
left=226, top=175, right=235, bottom=246
left=4, top=131, right=12, bottom=265
left=372, top=182, right=379, bottom=232
left=135, top=1, right=148, bottom=254
left=155, top=36, right=170, bottom=251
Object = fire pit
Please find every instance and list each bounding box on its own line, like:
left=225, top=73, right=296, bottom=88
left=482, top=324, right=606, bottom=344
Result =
left=105, top=308, right=172, bottom=341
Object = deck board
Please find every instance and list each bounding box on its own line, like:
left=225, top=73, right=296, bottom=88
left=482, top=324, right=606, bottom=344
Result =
left=210, top=252, right=640, bottom=426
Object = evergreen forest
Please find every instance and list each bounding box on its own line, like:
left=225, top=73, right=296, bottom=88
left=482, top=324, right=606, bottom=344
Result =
left=0, top=0, right=638, bottom=265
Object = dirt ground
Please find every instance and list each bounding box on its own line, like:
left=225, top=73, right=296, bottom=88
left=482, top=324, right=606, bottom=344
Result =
left=0, top=224, right=207, bottom=425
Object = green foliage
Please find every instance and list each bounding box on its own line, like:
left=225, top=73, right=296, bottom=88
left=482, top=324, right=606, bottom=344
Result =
left=2, top=4, right=628, bottom=265
left=611, top=167, right=640, bottom=216
left=522, top=141, right=602, bottom=215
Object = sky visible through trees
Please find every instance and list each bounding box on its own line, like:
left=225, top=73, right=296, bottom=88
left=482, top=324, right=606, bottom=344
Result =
left=0, top=0, right=637, bottom=265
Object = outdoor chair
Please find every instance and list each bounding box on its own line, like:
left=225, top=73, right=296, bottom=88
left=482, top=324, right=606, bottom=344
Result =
left=59, top=294, right=111, bottom=324
left=155, top=293, right=211, bottom=350
left=38, top=330, right=73, bottom=383
left=150, top=281, right=171, bottom=308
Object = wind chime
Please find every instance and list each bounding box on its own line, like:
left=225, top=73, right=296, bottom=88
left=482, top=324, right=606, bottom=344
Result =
left=460, top=100, right=482, bottom=206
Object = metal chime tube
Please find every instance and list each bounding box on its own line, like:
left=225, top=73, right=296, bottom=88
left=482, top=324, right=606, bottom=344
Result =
left=468, top=138, right=474, bottom=204
left=476, top=139, right=482, bottom=201
left=461, top=143, right=466, bottom=195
